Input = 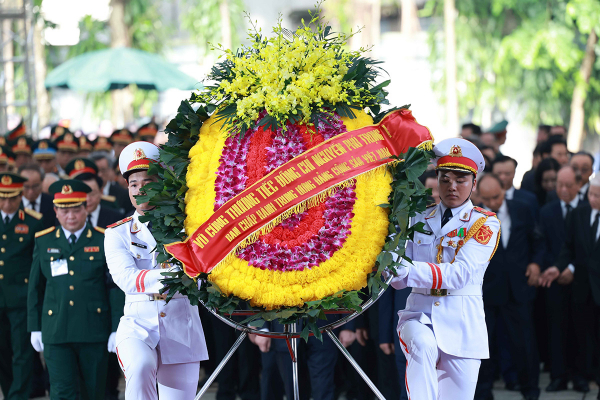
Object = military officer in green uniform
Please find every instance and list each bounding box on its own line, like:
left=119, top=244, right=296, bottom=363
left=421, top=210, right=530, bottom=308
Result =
left=27, top=179, right=124, bottom=400
left=0, top=172, right=43, bottom=400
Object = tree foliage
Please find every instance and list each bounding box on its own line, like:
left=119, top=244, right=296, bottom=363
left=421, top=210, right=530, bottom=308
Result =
left=425, top=0, right=600, bottom=133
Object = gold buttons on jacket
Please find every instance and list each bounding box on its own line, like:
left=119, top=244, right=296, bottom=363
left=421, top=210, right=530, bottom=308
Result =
left=89, top=256, right=94, bottom=260
left=69, top=300, right=74, bottom=306
left=19, top=237, right=23, bottom=242
left=69, top=256, right=74, bottom=261
left=1, top=248, right=5, bottom=253
left=434, top=301, right=440, bottom=307
left=160, top=312, right=166, bottom=318
left=1, top=235, right=6, bottom=240
left=50, top=257, right=54, bottom=261
left=69, top=270, right=74, bottom=276
left=97, top=308, right=102, bottom=313
left=69, top=285, right=74, bottom=291
left=0, top=274, right=3, bottom=279
left=24, top=278, right=28, bottom=283
left=0, top=260, right=4, bottom=266
left=48, top=310, right=53, bottom=315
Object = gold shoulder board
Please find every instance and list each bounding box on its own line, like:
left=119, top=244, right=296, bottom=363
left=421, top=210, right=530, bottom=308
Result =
left=35, top=226, right=56, bottom=238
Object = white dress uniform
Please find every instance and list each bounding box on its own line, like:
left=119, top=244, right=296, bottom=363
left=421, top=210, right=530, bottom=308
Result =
left=105, top=141, right=208, bottom=400
left=389, top=138, right=500, bottom=399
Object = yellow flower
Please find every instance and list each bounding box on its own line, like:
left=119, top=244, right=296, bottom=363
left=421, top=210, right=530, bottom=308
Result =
left=185, top=111, right=392, bottom=309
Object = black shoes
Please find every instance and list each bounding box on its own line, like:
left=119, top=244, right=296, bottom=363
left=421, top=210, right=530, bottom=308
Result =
left=572, top=378, right=590, bottom=393
left=545, top=378, right=568, bottom=392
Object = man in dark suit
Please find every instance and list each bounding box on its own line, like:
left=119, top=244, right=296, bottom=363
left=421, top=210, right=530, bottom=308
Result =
left=492, top=155, right=539, bottom=218
left=18, top=164, right=56, bottom=229
left=90, top=153, right=134, bottom=215
left=539, top=174, right=600, bottom=396
left=475, top=174, right=543, bottom=400
left=571, top=151, right=595, bottom=204
left=538, top=166, right=584, bottom=391
left=378, top=287, right=410, bottom=400
left=251, top=317, right=356, bottom=400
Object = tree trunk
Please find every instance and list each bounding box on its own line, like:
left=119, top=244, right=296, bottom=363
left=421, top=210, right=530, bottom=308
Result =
left=400, top=0, right=421, bottom=36
left=349, top=0, right=380, bottom=50
left=444, top=0, right=458, bottom=135
left=33, top=18, right=50, bottom=131
left=219, top=0, right=232, bottom=50
left=109, top=0, right=133, bottom=127
left=3, top=19, right=15, bottom=116
left=567, top=29, right=597, bottom=151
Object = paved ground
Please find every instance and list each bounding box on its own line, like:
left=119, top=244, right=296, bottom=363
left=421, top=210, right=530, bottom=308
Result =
left=10, top=372, right=597, bottom=399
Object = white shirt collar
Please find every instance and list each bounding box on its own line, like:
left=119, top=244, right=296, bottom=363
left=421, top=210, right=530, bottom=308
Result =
left=89, top=205, right=101, bottom=227
left=0, top=210, right=17, bottom=222
left=23, top=193, right=42, bottom=209
left=61, top=224, right=87, bottom=242
left=103, top=182, right=110, bottom=196
left=505, top=186, right=515, bottom=200
left=580, top=182, right=589, bottom=195
left=439, top=199, right=473, bottom=219
left=560, top=196, right=579, bottom=210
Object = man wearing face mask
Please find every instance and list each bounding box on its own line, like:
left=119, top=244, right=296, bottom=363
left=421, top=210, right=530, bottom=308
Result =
left=386, top=138, right=500, bottom=399
left=27, top=179, right=122, bottom=400
left=104, top=142, right=208, bottom=400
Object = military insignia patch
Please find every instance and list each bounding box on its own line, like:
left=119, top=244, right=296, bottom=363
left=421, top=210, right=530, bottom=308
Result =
left=473, top=206, right=496, bottom=217
left=84, top=246, right=99, bottom=252
left=47, top=248, right=61, bottom=253
left=15, top=224, right=29, bottom=234
left=474, top=225, right=493, bottom=245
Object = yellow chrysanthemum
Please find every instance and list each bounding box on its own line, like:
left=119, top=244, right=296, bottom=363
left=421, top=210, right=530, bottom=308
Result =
left=185, top=111, right=391, bottom=309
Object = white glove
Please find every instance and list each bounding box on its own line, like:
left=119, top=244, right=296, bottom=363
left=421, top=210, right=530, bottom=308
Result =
left=107, top=332, right=117, bottom=353
left=389, top=262, right=410, bottom=290
left=167, top=264, right=182, bottom=273
left=30, top=331, right=44, bottom=352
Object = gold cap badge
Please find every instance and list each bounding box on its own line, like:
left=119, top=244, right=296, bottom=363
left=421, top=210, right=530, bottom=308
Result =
left=74, top=159, right=85, bottom=171
left=1, top=175, right=12, bottom=186
left=133, top=148, right=146, bottom=161
left=61, top=185, right=73, bottom=195
left=449, top=145, right=462, bottom=157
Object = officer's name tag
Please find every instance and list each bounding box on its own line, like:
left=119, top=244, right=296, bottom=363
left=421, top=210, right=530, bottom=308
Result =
left=50, top=259, right=68, bottom=277
left=15, top=224, right=28, bottom=234
left=131, top=242, right=147, bottom=249
left=47, top=248, right=61, bottom=254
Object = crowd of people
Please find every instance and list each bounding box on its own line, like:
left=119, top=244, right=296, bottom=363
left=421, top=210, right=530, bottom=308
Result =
left=0, top=115, right=598, bottom=400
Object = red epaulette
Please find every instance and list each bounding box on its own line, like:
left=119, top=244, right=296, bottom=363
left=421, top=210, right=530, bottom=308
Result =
left=473, top=206, right=496, bottom=217
left=107, top=216, right=133, bottom=229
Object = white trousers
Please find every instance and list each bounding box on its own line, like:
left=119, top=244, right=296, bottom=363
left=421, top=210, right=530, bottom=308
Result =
left=116, top=338, right=200, bottom=400
left=398, top=320, right=481, bottom=400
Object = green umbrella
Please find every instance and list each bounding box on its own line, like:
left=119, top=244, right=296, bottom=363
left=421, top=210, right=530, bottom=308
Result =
left=45, top=47, right=201, bottom=92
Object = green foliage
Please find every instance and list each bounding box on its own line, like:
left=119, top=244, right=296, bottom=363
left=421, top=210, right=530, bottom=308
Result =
left=139, top=93, right=432, bottom=341
left=180, top=0, right=245, bottom=55
left=427, top=0, right=600, bottom=132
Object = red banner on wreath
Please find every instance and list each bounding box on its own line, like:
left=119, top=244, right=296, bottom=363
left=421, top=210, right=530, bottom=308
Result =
left=165, top=109, right=434, bottom=278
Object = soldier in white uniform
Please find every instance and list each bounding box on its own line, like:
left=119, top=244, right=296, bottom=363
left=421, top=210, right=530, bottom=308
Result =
left=105, top=141, right=208, bottom=400
left=387, top=138, right=500, bottom=399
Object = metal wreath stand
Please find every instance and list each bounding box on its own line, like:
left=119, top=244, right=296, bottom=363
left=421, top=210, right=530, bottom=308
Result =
left=194, top=274, right=395, bottom=400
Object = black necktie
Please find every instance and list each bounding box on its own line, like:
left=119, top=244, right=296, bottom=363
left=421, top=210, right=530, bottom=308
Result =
left=441, top=208, right=452, bottom=228
left=4, top=216, right=9, bottom=225
left=592, top=212, right=600, bottom=245
left=69, top=234, right=77, bottom=246
left=87, top=215, right=92, bottom=226
left=565, top=204, right=573, bottom=221
left=30, top=201, right=37, bottom=211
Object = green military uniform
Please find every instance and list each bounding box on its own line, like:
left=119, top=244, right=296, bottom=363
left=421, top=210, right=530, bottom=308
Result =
left=27, top=180, right=123, bottom=400
left=0, top=172, right=43, bottom=400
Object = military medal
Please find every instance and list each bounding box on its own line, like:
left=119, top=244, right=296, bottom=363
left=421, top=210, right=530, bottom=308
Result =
left=447, top=239, right=456, bottom=248
left=447, top=229, right=458, bottom=238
